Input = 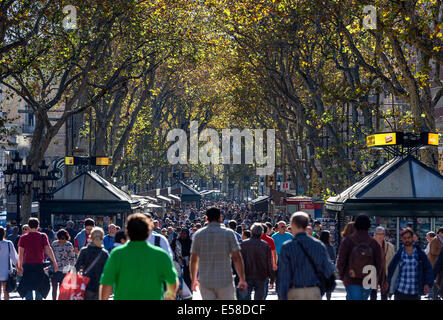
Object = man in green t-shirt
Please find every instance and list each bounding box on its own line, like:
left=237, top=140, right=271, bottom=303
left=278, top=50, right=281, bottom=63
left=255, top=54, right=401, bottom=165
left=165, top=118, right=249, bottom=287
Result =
left=99, top=213, right=178, bottom=300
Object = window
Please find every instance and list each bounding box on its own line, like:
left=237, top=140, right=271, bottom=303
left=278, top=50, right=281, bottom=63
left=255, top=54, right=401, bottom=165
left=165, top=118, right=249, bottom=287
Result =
left=25, top=105, right=34, bottom=127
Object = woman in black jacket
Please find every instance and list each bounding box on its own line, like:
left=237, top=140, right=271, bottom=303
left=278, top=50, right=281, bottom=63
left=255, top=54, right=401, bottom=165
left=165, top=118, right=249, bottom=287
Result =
left=177, top=229, right=192, bottom=291
left=75, top=227, right=109, bottom=300
left=320, top=230, right=336, bottom=300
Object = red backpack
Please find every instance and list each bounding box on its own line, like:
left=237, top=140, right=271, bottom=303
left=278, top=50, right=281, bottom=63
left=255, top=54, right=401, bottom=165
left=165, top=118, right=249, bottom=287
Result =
left=348, top=236, right=374, bottom=279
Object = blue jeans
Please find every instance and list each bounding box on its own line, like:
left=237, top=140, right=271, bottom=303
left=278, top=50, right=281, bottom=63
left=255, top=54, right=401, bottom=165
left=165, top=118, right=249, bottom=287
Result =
left=25, top=290, right=43, bottom=300
left=345, top=285, right=371, bottom=300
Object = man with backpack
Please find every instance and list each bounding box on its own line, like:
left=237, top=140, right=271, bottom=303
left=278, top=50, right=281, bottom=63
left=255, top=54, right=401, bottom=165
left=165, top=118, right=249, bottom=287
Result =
left=145, top=214, right=174, bottom=260
left=337, top=214, right=383, bottom=300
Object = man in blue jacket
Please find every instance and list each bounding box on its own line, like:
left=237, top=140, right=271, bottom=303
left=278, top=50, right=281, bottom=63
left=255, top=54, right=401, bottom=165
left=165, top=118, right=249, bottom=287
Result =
left=387, top=228, right=434, bottom=300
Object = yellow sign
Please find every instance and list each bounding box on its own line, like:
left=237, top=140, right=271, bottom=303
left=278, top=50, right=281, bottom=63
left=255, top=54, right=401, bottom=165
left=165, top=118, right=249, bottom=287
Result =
left=428, top=133, right=439, bottom=146
left=96, top=157, right=109, bottom=165
left=367, top=133, right=397, bottom=147
left=65, top=157, right=74, bottom=165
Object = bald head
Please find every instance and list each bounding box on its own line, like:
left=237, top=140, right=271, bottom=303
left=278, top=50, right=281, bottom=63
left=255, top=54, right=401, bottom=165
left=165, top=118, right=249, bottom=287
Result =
left=306, top=225, right=313, bottom=236
left=277, top=221, right=287, bottom=234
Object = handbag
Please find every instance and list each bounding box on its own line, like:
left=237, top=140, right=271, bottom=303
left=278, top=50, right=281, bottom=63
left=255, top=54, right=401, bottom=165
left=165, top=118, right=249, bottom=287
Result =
left=6, top=242, right=17, bottom=293
left=58, top=270, right=91, bottom=300
left=294, top=238, right=336, bottom=293
left=58, top=251, right=104, bottom=300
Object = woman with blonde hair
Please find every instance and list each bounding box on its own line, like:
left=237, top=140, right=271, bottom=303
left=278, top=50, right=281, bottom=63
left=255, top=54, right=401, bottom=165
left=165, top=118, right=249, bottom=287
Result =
left=341, top=221, right=356, bottom=238
left=75, top=227, right=109, bottom=300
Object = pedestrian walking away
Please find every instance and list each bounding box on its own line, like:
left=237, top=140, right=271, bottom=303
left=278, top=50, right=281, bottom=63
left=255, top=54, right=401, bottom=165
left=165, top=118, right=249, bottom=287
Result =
left=240, top=223, right=275, bottom=300
left=277, top=212, right=335, bottom=300
left=99, top=213, right=178, bottom=300
left=319, top=230, right=336, bottom=300
left=260, top=223, right=277, bottom=299
left=190, top=207, right=247, bottom=300
left=146, top=213, right=174, bottom=260
left=336, top=214, right=384, bottom=300
left=177, top=228, right=193, bottom=291
left=75, top=227, right=109, bottom=300
left=6, top=226, right=19, bottom=252
left=17, top=218, right=58, bottom=300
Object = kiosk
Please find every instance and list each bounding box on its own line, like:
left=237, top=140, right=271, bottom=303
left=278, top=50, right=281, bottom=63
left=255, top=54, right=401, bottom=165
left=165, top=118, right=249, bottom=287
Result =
left=39, top=171, right=141, bottom=231
left=326, top=132, right=443, bottom=249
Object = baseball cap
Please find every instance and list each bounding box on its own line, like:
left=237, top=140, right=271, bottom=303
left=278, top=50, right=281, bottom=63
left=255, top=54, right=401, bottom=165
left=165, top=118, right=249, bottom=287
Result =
left=375, top=226, right=385, bottom=233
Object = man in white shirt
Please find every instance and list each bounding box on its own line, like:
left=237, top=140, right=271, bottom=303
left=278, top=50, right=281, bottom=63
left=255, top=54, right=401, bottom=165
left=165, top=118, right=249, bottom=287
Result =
left=147, top=232, right=174, bottom=260
left=143, top=213, right=174, bottom=260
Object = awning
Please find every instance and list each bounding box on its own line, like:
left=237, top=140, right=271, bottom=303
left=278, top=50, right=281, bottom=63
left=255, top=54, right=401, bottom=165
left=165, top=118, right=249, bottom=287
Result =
left=144, top=196, right=158, bottom=202
left=251, top=196, right=270, bottom=204
left=201, top=190, right=221, bottom=197
left=168, top=194, right=181, bottom=201
left=326, top=155, right=443, bottom=217
left=147, top=203, right=162, bottom=208
left=157, top=195, right=172, bottom=203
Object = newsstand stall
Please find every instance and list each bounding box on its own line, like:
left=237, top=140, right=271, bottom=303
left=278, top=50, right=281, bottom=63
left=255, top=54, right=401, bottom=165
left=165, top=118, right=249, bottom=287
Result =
left=39, top=171, right=141, bottom=232
left=326, top=132, right=443, bottom=250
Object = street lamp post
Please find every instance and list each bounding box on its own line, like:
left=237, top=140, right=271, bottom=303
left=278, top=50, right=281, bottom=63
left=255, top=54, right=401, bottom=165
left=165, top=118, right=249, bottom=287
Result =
left=4, top=153, right=58, bottom=232
left=4, top=152, right=34, bottom=231
left=33, top=160, right=58, bottom=201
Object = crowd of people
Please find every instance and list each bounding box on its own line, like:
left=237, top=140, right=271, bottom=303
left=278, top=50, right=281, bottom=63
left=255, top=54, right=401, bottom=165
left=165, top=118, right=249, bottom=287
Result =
left=0, top=198, right=442, bottom=300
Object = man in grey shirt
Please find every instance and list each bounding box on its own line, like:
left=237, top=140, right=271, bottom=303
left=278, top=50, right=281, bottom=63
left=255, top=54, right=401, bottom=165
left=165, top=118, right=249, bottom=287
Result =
left=190, top=207, right=247, bottom=300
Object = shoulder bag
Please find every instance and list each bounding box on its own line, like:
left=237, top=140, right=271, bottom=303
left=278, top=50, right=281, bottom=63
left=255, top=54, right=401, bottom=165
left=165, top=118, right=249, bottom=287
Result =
left=6, top=242, right=18, bottom=293
left=58, top=250, right=105, bottom=300
left=294, top=238, right=336, bottom=293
